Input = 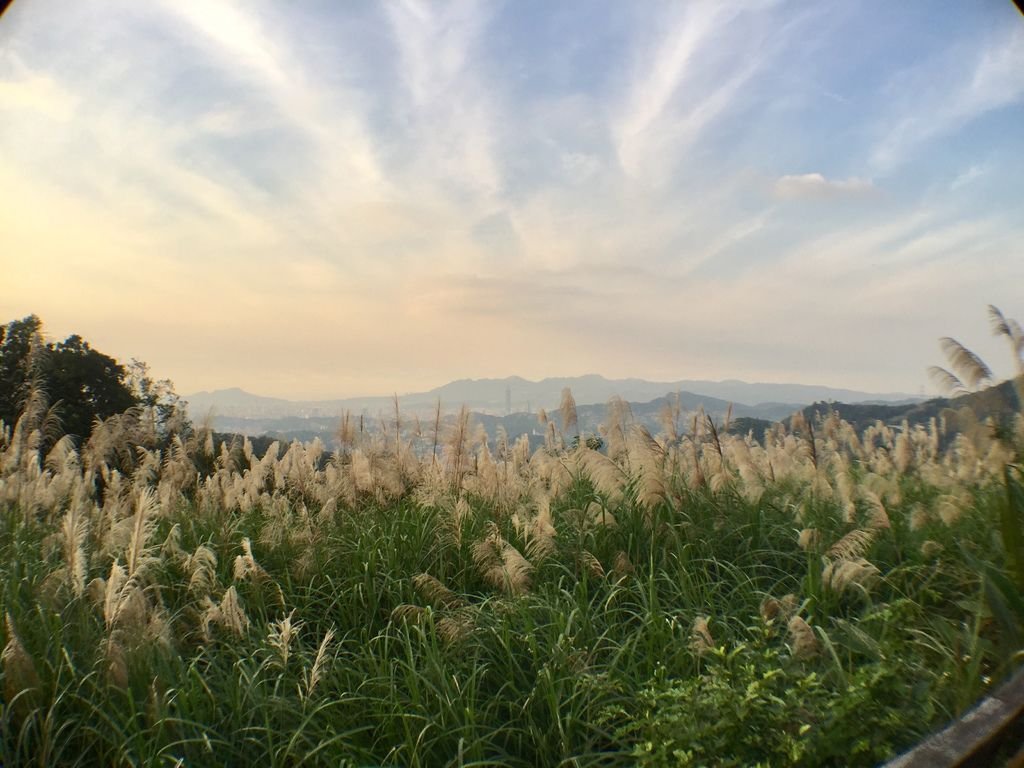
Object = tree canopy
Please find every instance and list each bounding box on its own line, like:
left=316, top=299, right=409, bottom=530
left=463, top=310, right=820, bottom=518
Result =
left=0, top=315, right=182, bottom=442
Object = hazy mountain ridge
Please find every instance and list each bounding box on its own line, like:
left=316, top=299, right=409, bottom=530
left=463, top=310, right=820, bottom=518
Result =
left=191, top=376, right=926, bottom=444
left=204, top=391, right=784, bottom=444
left=186, top=374, right=918, bottom=422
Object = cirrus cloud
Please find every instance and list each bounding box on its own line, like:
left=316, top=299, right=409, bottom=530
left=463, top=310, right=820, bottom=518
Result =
left=773, top=173, right=875, bottom=200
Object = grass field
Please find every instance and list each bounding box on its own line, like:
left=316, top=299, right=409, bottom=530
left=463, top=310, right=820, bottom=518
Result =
left=2, top=391, right=1023, bottom=766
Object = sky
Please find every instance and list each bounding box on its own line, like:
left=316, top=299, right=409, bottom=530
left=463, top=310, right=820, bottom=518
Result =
left=1, top=0, right=1023, bottom=400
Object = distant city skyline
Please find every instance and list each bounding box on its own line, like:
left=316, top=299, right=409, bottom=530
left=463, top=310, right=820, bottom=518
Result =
left=2, top=1, right=1023, bottom=399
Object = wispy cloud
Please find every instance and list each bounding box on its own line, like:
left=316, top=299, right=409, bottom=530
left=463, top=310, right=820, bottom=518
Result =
left=871, top=26, right=1024, bottom=172
left=774, top=173, right=875, bottom=200
left=949, top=163, right=987, bottom=191
left=155, top=0, right=388, bottom=212
left=0, top=70, right=76, bottom=119
left=614, top=1, right=811, bottom=185
left=615, top=3, right=742, bottom=176
left=1, top=0, right=1022, bottom=397
left=384, top=1, right=502, bottom=201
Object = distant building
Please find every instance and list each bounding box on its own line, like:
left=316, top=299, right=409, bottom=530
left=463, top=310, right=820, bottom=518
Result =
left=505, top=385, right=512, bottom=416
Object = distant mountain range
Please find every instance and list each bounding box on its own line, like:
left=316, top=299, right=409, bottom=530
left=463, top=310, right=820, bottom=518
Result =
left=184, top=375, right=920, bottom=439
left=185, top=374, right=917, bottom=419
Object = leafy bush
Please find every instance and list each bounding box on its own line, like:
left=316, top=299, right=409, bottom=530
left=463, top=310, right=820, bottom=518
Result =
left=615, top=620, right=938, bottom=767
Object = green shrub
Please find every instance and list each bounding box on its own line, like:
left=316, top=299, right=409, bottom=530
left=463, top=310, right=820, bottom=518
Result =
left=614, top=621, right=937, bottom=767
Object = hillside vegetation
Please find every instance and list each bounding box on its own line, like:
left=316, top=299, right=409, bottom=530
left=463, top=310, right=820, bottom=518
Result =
left=2, top=379, right=1023, bottom=766
left=798, top=376, right=1023, bottom=434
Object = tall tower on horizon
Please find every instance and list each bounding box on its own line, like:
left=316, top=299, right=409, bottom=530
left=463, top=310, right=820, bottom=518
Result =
left=505, top=384, right=512, bottom=415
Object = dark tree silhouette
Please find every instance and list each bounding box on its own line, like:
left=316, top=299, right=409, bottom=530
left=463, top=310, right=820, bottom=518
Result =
left=0, top=315, right=175, bottom=442
left=0, top=315, right=44, bottom=427
left=42, top=334, right=136, bottom=440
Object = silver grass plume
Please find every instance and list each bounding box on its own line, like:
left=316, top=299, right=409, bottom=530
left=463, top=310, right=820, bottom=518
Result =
left=544, top=419, right=561, bottom=452
left=822, top=557, right=880, bottom=594
left=705, top=414, right=726, bottom=465
left=99, top=561, right=128, bottom=629
left=909, top=503, right=931, bottom=531
left=103, top=635, right=128, bottom=689
left=390, top=604, right=427, bottom=624
left=495, top=426, right=509, bottom=461
left=205, top=586, right=250, bottom=637
left=2, top=613, right=40, bottom=710
left=559, top=388, right=578, bottom=441
left=97, top=561, right=146, bottom=632
left=659, top=393, right=682, bottom=444
left=184, top=544, right=218, bottom=595
left=760, top=596, right=798, bottom=623
left=451, top=496, right=472, bottom=545
left=125, top=487, right=160, bottom=582
left=350, top=450, right=374, bottom=494
left=579, top=550, right=604, bottom=579
left=430, top=399, right=442, bottom=466
left=937, top=490, right=968, bottom=525
left=629, top=425, right=667, bottom=510
left=9, top=384, right=55, bottom=471
left=689, top=616, right=714, bottom=656
left=862, top=491, right=892, bottom=530
left=301, top=627, right=335, bottom=700
left=928, top=366, right=968, bottom=397
left=604, top=397, right=631, bottom=462
left=787, top=615, right=819, bottom=659
left=921, top=540, right=944, bottom=558
left=161, top=523, right=184, bottom=560
left=797, top=528, right=821, bottom=552
left=446, top=405, right=472, bottom=489
left=826, top=528, right=876, bottom=561
left=335, top=412, right=364, bottom=464
left=512, top=433, right=531, bottom=474
left=937, top=336, right=993, bottom=391
left=780, top=593, right=800, bottom=616
left=578, top=449, right=625, bottom=505
left=586, top=501, right=617, bottom=530
left=412, top=573, right=465, bottom=609
left=44, top=434, right=78, bottom=475
left=612, top=551, right=634, bottom=579
left=317, top=497, right=337, bottom=527
left=59, top=498, right=90, bottom=598
left=468, top=439, right=500, bottom=504
left=392, top=393, right=403, bottom=463
left=927, top=418, right=941, bottom=461
left=267, top=611, right=303, bottom=668
left=893, top=430, right=914, bottom=474
left=472, top=525, right=532, bottom=596
left=233, top=537, right=269, bottom=584
left=988, top=305, right=1024, bottom=373
left=437, top=612, right=475, bottom=644
left=521, top=495, right=557, bottom=562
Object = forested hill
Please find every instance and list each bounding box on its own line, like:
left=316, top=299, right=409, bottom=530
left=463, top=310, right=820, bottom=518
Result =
left=796, top=376, right=1023, bottom=432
